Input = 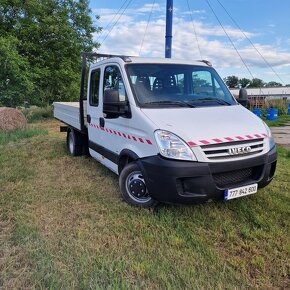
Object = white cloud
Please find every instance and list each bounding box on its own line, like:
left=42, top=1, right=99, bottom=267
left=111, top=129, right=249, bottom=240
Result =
left=93, top=10, right=290, bottom=83
left=182, top=10, right=206, bottom=15
left=136, top=3, right=161, bottom=13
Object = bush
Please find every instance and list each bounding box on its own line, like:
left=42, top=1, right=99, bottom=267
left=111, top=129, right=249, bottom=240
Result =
left=21, top=106, right=53, bottom=123
left=250, top=98, right=289, bottom=117
left=265, top=99, right=289, bottom=115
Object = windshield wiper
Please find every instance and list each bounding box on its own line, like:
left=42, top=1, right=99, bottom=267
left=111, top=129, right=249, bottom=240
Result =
left=145, top=100, right=195, bottom=108
left=190, top=98, right=231, bottom=106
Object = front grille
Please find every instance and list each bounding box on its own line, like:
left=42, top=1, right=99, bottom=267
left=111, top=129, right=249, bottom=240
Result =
left=213, top=166, right=262, bottom=188
left=202, top=138, right=264, bottom=160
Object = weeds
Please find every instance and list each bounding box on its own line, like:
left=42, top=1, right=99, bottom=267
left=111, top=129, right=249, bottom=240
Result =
left=21, top=106, right=53, bottom=123
left=0, top=128, right=48, bottom=145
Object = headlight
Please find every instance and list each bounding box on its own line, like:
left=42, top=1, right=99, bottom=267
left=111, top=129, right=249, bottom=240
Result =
left=268, top=136, right=275, bottom=150
left=154, top=130, right=197, bottom=161
left=263, top=122, right=276, bottom=150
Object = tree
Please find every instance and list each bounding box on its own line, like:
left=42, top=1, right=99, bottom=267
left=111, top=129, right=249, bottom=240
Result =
left=0, top=0, right=101, bottom=106
left=0, top=36, right=34, bottom=107
left=239, top=78, right=251, bottom=88
left=224, top=75, right=239, bottom=88
left=265, top=81, right=282, bottom=87
left=251, top=78, right=264, bottom=88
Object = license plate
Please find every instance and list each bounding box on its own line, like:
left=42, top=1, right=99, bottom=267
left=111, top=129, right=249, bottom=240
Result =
left=224, top=183, right=258, bottom=200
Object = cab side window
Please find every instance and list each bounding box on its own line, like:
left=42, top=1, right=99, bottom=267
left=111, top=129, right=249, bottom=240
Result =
left=104, top=66, right=126, bottom=101
left=90, top=69, right=101, bottom=106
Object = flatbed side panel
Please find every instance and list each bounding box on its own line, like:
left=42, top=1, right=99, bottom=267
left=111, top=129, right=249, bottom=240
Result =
left=53, top=102, right=82, bottom=131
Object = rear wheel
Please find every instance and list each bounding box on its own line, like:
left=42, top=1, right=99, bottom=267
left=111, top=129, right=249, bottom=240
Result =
left=119, top=162, right=157, bottom=207
left=67, top=129, right=83, bottom=156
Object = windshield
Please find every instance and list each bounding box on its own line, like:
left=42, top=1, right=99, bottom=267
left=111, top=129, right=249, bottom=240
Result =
left=126, top=64, right=236, bottom=108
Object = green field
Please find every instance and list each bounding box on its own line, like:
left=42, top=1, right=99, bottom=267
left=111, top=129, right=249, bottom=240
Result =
left=0, top=120, right=289, bottom=289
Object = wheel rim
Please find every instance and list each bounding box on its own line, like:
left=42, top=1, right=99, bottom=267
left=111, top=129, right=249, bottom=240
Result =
left=68, top=132, right=74, bottom=154
left=125, top=171, right=151, bottom=203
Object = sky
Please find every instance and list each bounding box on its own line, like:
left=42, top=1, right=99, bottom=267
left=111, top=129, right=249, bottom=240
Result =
left=89, top=0, right=290, bottom=85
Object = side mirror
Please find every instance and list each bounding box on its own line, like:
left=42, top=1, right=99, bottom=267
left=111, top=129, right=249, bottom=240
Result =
left=237, top=88, right=250, bottom=108
left=103, top=89, right=131, bottom=118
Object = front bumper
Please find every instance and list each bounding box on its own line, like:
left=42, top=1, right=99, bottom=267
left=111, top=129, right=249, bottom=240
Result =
left=138, top=146, right=277, bottom=204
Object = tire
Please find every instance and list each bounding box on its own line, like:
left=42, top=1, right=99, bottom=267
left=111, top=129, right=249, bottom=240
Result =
left=119, top=162, right=158, bottom=207
left=66, top=129, right=83, bottom=156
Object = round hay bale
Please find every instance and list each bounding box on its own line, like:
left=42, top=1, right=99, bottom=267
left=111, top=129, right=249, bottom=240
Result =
left=0, top=107, right=27, bottom=132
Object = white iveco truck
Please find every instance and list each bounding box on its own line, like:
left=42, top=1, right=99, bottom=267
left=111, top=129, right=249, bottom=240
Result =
left=54, top=53, right=277, bottom=207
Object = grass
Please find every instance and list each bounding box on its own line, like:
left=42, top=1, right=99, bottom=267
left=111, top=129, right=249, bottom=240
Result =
left=265, top=114, right=290, bottom=127
left=0, top=127, right=48, bottom=145
left=0, top=120, right=289, bottom=289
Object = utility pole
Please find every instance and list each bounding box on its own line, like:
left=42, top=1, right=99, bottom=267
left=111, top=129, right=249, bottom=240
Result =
left=165, top=0, right=173, bottom=58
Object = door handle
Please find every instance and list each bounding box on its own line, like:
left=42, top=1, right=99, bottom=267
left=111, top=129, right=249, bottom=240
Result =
left=87, top=114, right=91, bottom=124
left=99, top=117, right=105, bottom=128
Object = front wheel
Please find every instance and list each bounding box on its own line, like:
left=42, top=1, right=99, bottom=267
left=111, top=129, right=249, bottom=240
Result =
left=119, top=162, right=157, bottom=207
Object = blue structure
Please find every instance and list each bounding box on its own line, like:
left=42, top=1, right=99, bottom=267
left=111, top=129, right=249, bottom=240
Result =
left=266, top=108, right=278, bottom=121
left=165, top=0, right=173, bottom=58
left=252, top=108, right=262, bottom=118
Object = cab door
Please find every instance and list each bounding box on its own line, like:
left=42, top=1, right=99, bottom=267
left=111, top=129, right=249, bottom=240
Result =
left=98, top=65, right=131, bottom=172
left=87, top=67, right=103, bottom=163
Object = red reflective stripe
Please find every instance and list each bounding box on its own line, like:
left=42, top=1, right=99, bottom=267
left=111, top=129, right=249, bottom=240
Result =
left=88, top=125, right=154, bottom=146
left=255, top=134, right=261, bottom=138
left=188, top=141, right=197, bottom=147
left=200, top=140, right=210, bottom=145
left=246, top=135, right=253, bottom=139
left=212, top=138, right=223, bottom=143
left=236, top=136, right=244, bottom=140
left=225, top=137, right=234, bottom=141
left=262, top=133, right=268, bottom=137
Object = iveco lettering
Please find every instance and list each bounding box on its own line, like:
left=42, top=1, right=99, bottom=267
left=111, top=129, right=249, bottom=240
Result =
left=228, top=146, right=252, bottom=155
left=53, top=53, right=277, bottom=207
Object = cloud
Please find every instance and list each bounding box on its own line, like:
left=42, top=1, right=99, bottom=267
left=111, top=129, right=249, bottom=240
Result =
left=136, top=3, right=161, bottom=13
left=93, top=3, right=162, bottom=26
left=93, top=8, right=290, bottom=83
left=182, top=10, right=206, bottom=15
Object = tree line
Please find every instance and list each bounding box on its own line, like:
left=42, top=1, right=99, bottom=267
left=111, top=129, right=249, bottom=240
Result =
left=0, top=0, right=101, bottom=107
left=224, top=75, right=290, bottom=89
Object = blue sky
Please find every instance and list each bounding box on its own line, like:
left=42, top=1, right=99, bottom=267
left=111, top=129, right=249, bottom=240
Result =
left=89, top=0, right=290, bottom=84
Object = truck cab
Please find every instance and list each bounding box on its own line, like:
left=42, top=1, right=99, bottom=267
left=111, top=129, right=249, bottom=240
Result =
left=54, top=53, right=277, bottom=207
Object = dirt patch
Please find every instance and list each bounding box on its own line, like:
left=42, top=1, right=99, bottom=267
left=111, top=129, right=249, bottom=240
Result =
left=271, top=122, right=290, bottom=150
